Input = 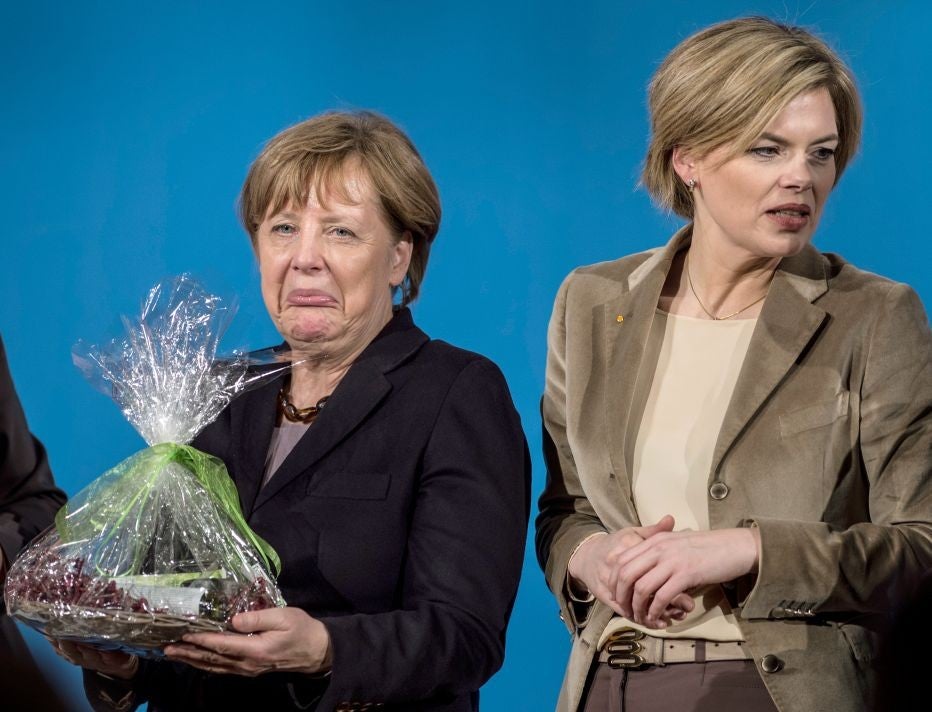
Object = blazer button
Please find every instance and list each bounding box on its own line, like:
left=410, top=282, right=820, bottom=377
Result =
left=760, top=654, right=784, bottom=673
left=709, top=482, right=729, bottom=500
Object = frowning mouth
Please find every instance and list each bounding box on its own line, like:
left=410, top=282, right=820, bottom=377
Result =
left=286, top=289, right=338, bottom=306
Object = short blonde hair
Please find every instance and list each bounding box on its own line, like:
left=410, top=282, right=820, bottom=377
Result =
left=239, top=111, right=441, bottom=305
left=642, top=17, right=862, bottom=218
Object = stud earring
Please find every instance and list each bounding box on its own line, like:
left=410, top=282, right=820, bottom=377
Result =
left=687, top=178, right=697, bottom=191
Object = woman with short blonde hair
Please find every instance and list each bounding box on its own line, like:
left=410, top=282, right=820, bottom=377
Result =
left=537, top=16, right=931, bottom=712
left=642, top=16, right=861, bottom=218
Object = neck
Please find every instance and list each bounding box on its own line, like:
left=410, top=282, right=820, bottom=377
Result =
left=285, top=305, right=396, bottom=407
left=689, top=237, right=779, bottom=293
left=662, top=227, right=779, bottom=320
left=287, top=360, right=352, bottom=408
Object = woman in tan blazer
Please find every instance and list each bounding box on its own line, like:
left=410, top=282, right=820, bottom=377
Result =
left=536, top=17, right=932, bottom=712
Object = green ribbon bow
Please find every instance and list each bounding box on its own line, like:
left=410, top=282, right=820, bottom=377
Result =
left=55, top=443, right=281, bottom=577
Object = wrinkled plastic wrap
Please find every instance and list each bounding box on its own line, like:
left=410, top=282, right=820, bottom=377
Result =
left=4, top=276, right=292, bottom=657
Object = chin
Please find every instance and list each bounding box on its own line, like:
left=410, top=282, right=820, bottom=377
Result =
left=280, top=317, right=336, bottom=346
left=758, top=231, right=814, bottom=259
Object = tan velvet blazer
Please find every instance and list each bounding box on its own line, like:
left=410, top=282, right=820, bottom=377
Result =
left=536, top=228, right=932, bottom=712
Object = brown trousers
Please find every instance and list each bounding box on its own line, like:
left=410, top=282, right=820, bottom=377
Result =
left=582, top=661, right=779, bottom=712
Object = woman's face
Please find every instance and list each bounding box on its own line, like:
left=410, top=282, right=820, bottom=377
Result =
left=677, top=88, right=839, bottom=261
left=255, top=166, right=412, bottom=359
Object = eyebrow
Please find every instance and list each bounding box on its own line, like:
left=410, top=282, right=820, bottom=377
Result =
left=758, top=132, right=840, bottom=146
left=266, top=211, right=299, bottom=222
left=320, top=208, right=365, bottom=222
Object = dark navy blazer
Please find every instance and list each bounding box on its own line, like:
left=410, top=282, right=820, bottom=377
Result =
left=118, top=309, right=530, bottom=712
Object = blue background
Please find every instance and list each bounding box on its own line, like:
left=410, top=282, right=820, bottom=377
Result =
left=1, top=1, right=929, bottom=709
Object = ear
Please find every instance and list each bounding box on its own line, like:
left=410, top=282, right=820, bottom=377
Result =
left=671, top=145, right=697, bottom=184
left=390, top=231, right=414, bottom=287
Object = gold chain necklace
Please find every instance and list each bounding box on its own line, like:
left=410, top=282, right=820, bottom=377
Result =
left=684, top=253, right=772, bottom=321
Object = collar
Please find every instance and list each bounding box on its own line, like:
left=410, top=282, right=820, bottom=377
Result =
left=627, top=224, right=829, bottom=305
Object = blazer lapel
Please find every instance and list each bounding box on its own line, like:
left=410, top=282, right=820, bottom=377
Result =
left=253, top=363, right=391, bottom=510
left=229, top=372, right=284, bottom=517
left=709, top=246, right=829, bottom=476
left=603, top=229, right=690, bottom=494
left=252, top=310, right=429, bottom=512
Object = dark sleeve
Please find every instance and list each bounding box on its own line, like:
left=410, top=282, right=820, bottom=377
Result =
left=83, top=668, right=142, bottom=712
left=0, top=335, right=67, bottom=582
left=318, top=358, right=531, bottom=706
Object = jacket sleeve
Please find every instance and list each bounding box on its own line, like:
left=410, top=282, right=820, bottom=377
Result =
left=0, top=335, right=67, bottom=584
left=535, top=275, right=608, bottom=632
left=317, top=358, right=531, bottom=706
left=743, top=283, right=932, bottom=619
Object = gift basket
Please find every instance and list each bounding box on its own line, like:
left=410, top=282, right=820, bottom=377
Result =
left=4, top=276, right=291, bottom=657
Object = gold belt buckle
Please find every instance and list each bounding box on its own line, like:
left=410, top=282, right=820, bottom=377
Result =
left=604, top=627, right=647, bottom=669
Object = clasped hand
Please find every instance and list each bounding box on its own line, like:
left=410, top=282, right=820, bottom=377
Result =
left=567, top=515, right=760, bottom=628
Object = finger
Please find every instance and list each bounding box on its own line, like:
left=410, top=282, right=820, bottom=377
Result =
left=605, top=539, right=651, bottom=596
left=603, top=550, right=642, bottom=609
left=647, top=576, right=690, bottom=622
left=168, top=654, right=240, bottom=676
left=165, top=645, right=260, bottom=677
left=604, top=562, right=620, bottom=603
left=630, top=566, right=673, bottom=626
left=605, top=532, right=648, bottom=563
left=588, top=582, right=626, bottom=617
left=165, top=643, right=242, bottom=666
left=634, top=514, right=675, bottom=538
left=181, top=630, right=267, bottom=661
left=181, top=631, right=248, bottom=653
left=612, top=535, right=664, bottom=571
left=671, top=592, right=695, bottom=613
left=618, top=533, right=645, bottom=554
left=230, top=608, right=282, bottom=634
left=612, top=552, right=661, bottom=619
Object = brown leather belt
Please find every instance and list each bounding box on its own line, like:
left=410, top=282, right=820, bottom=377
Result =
left=597, top=627, right=752, bottom=669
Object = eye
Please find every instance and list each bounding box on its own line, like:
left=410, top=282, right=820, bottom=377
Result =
left=811, top=147, right=836, bottom=162
left=748, top=145, right=780, bottom=159
left=271, top=223, right=296, bottom=236
left=328, top=226, right=357, bottom=239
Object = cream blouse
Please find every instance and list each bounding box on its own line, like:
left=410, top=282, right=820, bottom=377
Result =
left=599, top=310, right=756, bottom=646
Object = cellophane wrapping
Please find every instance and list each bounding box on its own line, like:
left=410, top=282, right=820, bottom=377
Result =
left=4, top=276, right=289, bottom=657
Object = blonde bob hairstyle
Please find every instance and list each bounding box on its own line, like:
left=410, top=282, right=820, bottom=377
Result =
left=642, top=17, right=862, bottom=218
left=239, top=111, right=441, bottom=306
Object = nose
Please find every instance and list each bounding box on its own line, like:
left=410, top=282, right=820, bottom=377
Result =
left=778, top=153, right=814, bottom=193
left=292, top=232, right=326, bottom=273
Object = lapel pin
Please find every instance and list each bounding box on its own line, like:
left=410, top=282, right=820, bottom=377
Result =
left=616, top=315, right=624, bottom=323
